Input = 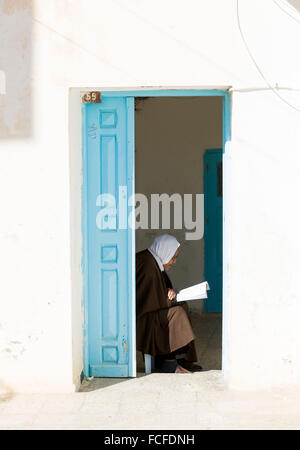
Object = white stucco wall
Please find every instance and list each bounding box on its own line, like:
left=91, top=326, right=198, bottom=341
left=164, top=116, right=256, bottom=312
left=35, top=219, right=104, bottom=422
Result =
left=0, top=0, right=300, bottom=392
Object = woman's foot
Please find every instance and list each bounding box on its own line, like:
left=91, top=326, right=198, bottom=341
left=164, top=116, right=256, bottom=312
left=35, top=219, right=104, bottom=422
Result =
left=177, top=359, right=203, bottom=372
left=159, top=359, right=192, bottom=373
left=175, top=364, right=192, bottom=374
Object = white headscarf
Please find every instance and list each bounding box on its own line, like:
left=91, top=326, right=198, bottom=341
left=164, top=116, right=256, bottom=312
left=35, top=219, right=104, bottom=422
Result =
left=148, top=234, right=180, bottom=271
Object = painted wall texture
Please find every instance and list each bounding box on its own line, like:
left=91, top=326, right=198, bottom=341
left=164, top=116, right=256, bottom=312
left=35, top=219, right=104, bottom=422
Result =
left=0, top=0, right=300, bottom=392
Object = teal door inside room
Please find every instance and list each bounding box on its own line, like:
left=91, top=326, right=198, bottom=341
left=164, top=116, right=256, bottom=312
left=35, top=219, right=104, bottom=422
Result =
left=204, top=149, right=223, bottom=313
left=83, top=96, right=135, bottom=378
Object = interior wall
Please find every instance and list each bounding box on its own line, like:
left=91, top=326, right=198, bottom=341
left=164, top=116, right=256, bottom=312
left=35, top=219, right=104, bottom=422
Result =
left=135, top=97, right=222, bottom=313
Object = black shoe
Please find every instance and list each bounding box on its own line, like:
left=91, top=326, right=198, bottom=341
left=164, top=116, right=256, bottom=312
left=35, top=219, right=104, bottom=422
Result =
left=159, top=359, right=178, bottom=373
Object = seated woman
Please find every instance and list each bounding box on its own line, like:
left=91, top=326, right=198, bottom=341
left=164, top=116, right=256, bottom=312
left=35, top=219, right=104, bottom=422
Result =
left=136, top=234, right=202, bottom=373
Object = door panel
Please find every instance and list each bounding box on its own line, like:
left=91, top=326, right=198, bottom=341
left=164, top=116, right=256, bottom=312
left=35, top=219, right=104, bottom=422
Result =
left=204, top=149, right=223, bottom=313
left=84, top=97, right=135, bottom=377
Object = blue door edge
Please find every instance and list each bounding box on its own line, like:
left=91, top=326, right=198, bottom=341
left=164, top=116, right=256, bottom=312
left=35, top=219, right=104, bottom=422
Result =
left=81, top=89, right=231, bottom=379
left=126, top=97, right=136, bottom=378
left=82, top=102, right=90, bottom=377
left=203, top=149, right=223, bottom=313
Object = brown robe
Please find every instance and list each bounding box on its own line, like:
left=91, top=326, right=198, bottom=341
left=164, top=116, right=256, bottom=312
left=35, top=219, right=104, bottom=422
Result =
left=136, top=249, right=197, bottom=361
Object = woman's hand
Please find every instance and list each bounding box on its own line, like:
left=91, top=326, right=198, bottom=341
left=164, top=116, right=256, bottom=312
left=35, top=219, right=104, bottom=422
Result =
left=167, top=289, right=177, bottom=304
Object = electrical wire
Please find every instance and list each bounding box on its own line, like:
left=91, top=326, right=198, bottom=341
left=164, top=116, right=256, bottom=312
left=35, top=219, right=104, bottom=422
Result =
left=112, top=0, right=246, bottom=84
left=236, top=0, right=300, bottom=113
left=32, top=17, right=136, bottom=82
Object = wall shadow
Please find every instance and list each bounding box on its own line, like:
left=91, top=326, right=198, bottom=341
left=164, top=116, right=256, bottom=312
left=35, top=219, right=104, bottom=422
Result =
left=0, top=0, right=33, bottom=139
left=286, top=0, right=300, bottom=13
left=0, top=378, right=15, bottom=403
left=78, top=373, right=147, bottom=393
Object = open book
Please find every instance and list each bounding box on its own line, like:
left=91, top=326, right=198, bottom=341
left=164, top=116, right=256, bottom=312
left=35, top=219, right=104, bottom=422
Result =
left=176, top=281, right=210, bottom=302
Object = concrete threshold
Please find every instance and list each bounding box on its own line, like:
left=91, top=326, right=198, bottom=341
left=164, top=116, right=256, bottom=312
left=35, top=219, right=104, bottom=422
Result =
left=1, top=370, right=300, bottom=430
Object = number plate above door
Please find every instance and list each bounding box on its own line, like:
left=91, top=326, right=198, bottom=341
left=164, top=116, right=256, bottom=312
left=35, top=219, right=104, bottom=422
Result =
left=82, top=91, right=102, bottom=103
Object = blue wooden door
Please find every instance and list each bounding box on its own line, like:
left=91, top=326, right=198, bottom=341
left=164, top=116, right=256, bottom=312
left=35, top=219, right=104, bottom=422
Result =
left=204, top=149, right=223, bottom=313
left=83, top=97, right=135, bottom=377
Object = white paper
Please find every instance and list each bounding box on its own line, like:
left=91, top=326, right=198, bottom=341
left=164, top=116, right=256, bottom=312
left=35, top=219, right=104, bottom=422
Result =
left=176, top=281, right=210, bottom=302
